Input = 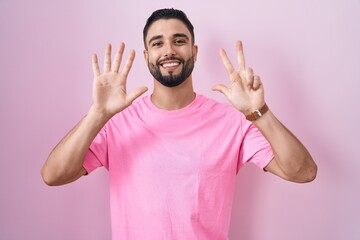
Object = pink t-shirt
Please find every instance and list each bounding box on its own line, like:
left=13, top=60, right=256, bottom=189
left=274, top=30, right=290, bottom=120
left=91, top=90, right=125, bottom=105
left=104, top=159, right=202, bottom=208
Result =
left=83, top=94, right=273, bottom=240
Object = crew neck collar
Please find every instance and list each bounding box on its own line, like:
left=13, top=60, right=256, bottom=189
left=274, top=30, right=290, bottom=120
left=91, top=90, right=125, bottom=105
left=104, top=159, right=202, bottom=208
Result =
left=144, top=93, right=204, bottom=115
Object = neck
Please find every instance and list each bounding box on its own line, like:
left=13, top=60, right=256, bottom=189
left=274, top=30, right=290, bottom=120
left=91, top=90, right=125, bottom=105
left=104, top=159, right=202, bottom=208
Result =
left=151, top=77, right=195, bottom=110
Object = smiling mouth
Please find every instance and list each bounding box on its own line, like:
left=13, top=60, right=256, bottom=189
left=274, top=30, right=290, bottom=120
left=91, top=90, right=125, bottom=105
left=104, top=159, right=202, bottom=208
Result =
left=161, top=61, right=180, bottom=69
left=158, top=58, right=182, bottom=70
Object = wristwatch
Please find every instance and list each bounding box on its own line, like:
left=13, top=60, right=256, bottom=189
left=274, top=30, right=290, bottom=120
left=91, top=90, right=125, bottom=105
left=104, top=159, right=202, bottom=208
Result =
left=245, top=103, right=269, bottom=121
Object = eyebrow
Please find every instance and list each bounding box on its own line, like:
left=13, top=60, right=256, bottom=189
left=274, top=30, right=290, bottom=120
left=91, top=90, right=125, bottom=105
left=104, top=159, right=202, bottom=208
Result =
left=148, top=33, right=190, bottom=45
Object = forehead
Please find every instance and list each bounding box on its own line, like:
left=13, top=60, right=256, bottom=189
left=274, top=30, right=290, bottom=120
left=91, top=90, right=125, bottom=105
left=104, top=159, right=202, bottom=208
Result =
left=146, top=19, right=191, bottom=42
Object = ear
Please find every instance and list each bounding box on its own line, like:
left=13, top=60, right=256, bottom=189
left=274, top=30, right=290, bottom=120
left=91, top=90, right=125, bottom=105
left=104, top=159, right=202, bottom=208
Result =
left=192, top=45, right=198, bottom=62
left=143, top=49, right=149, bottom=62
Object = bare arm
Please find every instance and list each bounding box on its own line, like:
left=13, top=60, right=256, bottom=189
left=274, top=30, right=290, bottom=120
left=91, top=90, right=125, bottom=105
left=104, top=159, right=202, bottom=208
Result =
left=41, top=43, right=148, bottom=186
left=254, top=111, right=316, bottom=183
left=213, top=41, right=317, bottom=183
left=41, top=111, right=110, bottom=186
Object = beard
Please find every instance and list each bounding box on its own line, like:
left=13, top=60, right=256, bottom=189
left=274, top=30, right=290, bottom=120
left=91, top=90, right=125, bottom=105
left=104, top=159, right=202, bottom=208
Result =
left=148, top=56, right=195, bottom=88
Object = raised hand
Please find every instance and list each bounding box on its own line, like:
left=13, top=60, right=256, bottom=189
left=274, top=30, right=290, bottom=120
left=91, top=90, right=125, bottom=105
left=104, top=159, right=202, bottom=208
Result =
left=91, top=43, right=148, bottom=117
left=212, top=41, right=265, bottom=115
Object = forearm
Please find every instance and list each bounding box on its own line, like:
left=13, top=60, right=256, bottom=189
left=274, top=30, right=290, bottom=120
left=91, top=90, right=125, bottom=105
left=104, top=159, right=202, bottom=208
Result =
left=215, top=40, right=316, bottom=182
left=253, top=110, right=317, bottom=182
left=41, top=109, right=111, bottom=186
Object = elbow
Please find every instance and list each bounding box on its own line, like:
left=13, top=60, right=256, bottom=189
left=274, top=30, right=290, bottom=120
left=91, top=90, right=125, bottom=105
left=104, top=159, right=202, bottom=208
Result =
left=41, top=163, right=66, bottom=186
left=291, top=159, right=318, bottom=183
left=41, top=162, right=85, bottom=186
left=303, top=162, right=318, bottom=183
left=41, top=166, right=58, bottom=186
left=301, top=155, right=318, bottom=183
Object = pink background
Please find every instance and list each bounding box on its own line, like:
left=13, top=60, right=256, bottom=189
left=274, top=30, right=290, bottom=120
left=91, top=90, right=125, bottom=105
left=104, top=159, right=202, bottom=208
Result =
left=1, top=0, right=359, bottom=239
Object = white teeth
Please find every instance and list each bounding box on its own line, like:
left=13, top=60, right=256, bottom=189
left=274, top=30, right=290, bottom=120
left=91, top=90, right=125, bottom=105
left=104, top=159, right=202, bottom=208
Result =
left=162, top=62, right=180, bottom=68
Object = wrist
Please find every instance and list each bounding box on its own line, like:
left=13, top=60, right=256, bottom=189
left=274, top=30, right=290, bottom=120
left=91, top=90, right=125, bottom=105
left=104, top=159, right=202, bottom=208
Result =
left=245, top=103, right=269, bottom=121
left=87, top=106, right=114, bottom=124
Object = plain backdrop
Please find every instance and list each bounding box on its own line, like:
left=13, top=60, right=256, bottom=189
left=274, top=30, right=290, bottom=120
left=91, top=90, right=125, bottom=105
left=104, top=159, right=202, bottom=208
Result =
left=1, top=0, right=359, bottom=239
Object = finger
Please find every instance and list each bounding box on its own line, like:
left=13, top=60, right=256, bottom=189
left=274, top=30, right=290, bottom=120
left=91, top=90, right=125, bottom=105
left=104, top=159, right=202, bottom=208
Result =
left=92, top=54, right=100, bottom=77
left=111, top=42, right=125, bottom=73
left=236, top=41, right=246, bottom=72
left=120, top=49, right=136, bottom=79
left=253, top=75, right=262, bottom=90
left=126, top=86, right=148, bottom=105
left=246, top=67, right=254, bottom=87
left=219, top=48, right=235, bottom=76
left=212, top=83, right=230, bottom=96
left=104, top=43, right=112, bottom=72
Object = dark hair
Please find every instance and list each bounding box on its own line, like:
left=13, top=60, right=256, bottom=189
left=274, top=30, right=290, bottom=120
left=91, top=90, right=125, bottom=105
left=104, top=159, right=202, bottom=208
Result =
left=143, top=8, right=195, bottom=48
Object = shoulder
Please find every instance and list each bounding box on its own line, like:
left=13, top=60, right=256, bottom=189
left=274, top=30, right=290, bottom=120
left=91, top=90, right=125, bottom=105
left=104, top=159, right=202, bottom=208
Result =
left=198, top=94, right=242, bottom=116
left=196, top=94, right=248, bottom=129
left=108, top=95, right=150, bottom=123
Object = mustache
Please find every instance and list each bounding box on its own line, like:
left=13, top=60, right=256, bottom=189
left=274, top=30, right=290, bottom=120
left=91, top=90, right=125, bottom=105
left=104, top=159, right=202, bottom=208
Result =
left=157, top=57, right=184, bottom=65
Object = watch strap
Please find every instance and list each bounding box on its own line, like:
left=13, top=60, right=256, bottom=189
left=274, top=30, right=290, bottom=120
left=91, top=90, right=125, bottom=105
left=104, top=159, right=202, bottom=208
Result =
left=245, top=103, right=269, bottom=121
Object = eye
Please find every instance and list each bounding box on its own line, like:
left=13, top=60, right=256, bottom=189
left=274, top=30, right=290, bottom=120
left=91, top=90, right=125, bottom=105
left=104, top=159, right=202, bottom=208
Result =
left=152, top=41, right=162, bottom=47
left=175, top=39, right=186, bottom=45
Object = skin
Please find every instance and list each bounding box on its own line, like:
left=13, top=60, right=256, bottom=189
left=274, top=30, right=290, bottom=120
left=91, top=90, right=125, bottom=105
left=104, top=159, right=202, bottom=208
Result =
left=41, top=18, right=317, bottom=186
left=213, top=41, right=317, bottom=182
left=41, top=43, right=148, bottom=185
left=144, top=19, right=198, bottom=110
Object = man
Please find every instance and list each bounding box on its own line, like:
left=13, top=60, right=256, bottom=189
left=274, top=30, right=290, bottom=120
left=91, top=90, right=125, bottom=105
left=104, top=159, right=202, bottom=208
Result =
left=42, top=8, right=317, bottom=240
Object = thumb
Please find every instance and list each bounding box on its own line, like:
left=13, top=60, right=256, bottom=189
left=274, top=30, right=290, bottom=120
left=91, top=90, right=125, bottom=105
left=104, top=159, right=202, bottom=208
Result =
left=126, top=86, right=148, bottom=105
left=212, top=84, right=229, bottom=96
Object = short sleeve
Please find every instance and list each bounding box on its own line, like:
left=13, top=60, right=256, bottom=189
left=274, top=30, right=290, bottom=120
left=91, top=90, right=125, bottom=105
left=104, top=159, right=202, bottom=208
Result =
left=237, top=121, right=274, bottom=172
left=83, top=125, right=109, bottom=174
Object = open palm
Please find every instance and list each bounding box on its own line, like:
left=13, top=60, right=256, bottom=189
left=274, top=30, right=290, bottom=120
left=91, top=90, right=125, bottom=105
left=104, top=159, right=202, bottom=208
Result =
left=91, top=43, right=148, bottom=117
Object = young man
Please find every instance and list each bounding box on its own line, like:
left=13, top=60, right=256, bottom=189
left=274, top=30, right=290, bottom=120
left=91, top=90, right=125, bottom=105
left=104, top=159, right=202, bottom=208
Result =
left=42, top=8, right=317, bottom=240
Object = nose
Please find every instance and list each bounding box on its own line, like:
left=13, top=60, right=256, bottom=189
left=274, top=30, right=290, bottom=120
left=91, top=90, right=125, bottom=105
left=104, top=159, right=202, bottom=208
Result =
left=164, top=43, right=176, bottom=57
